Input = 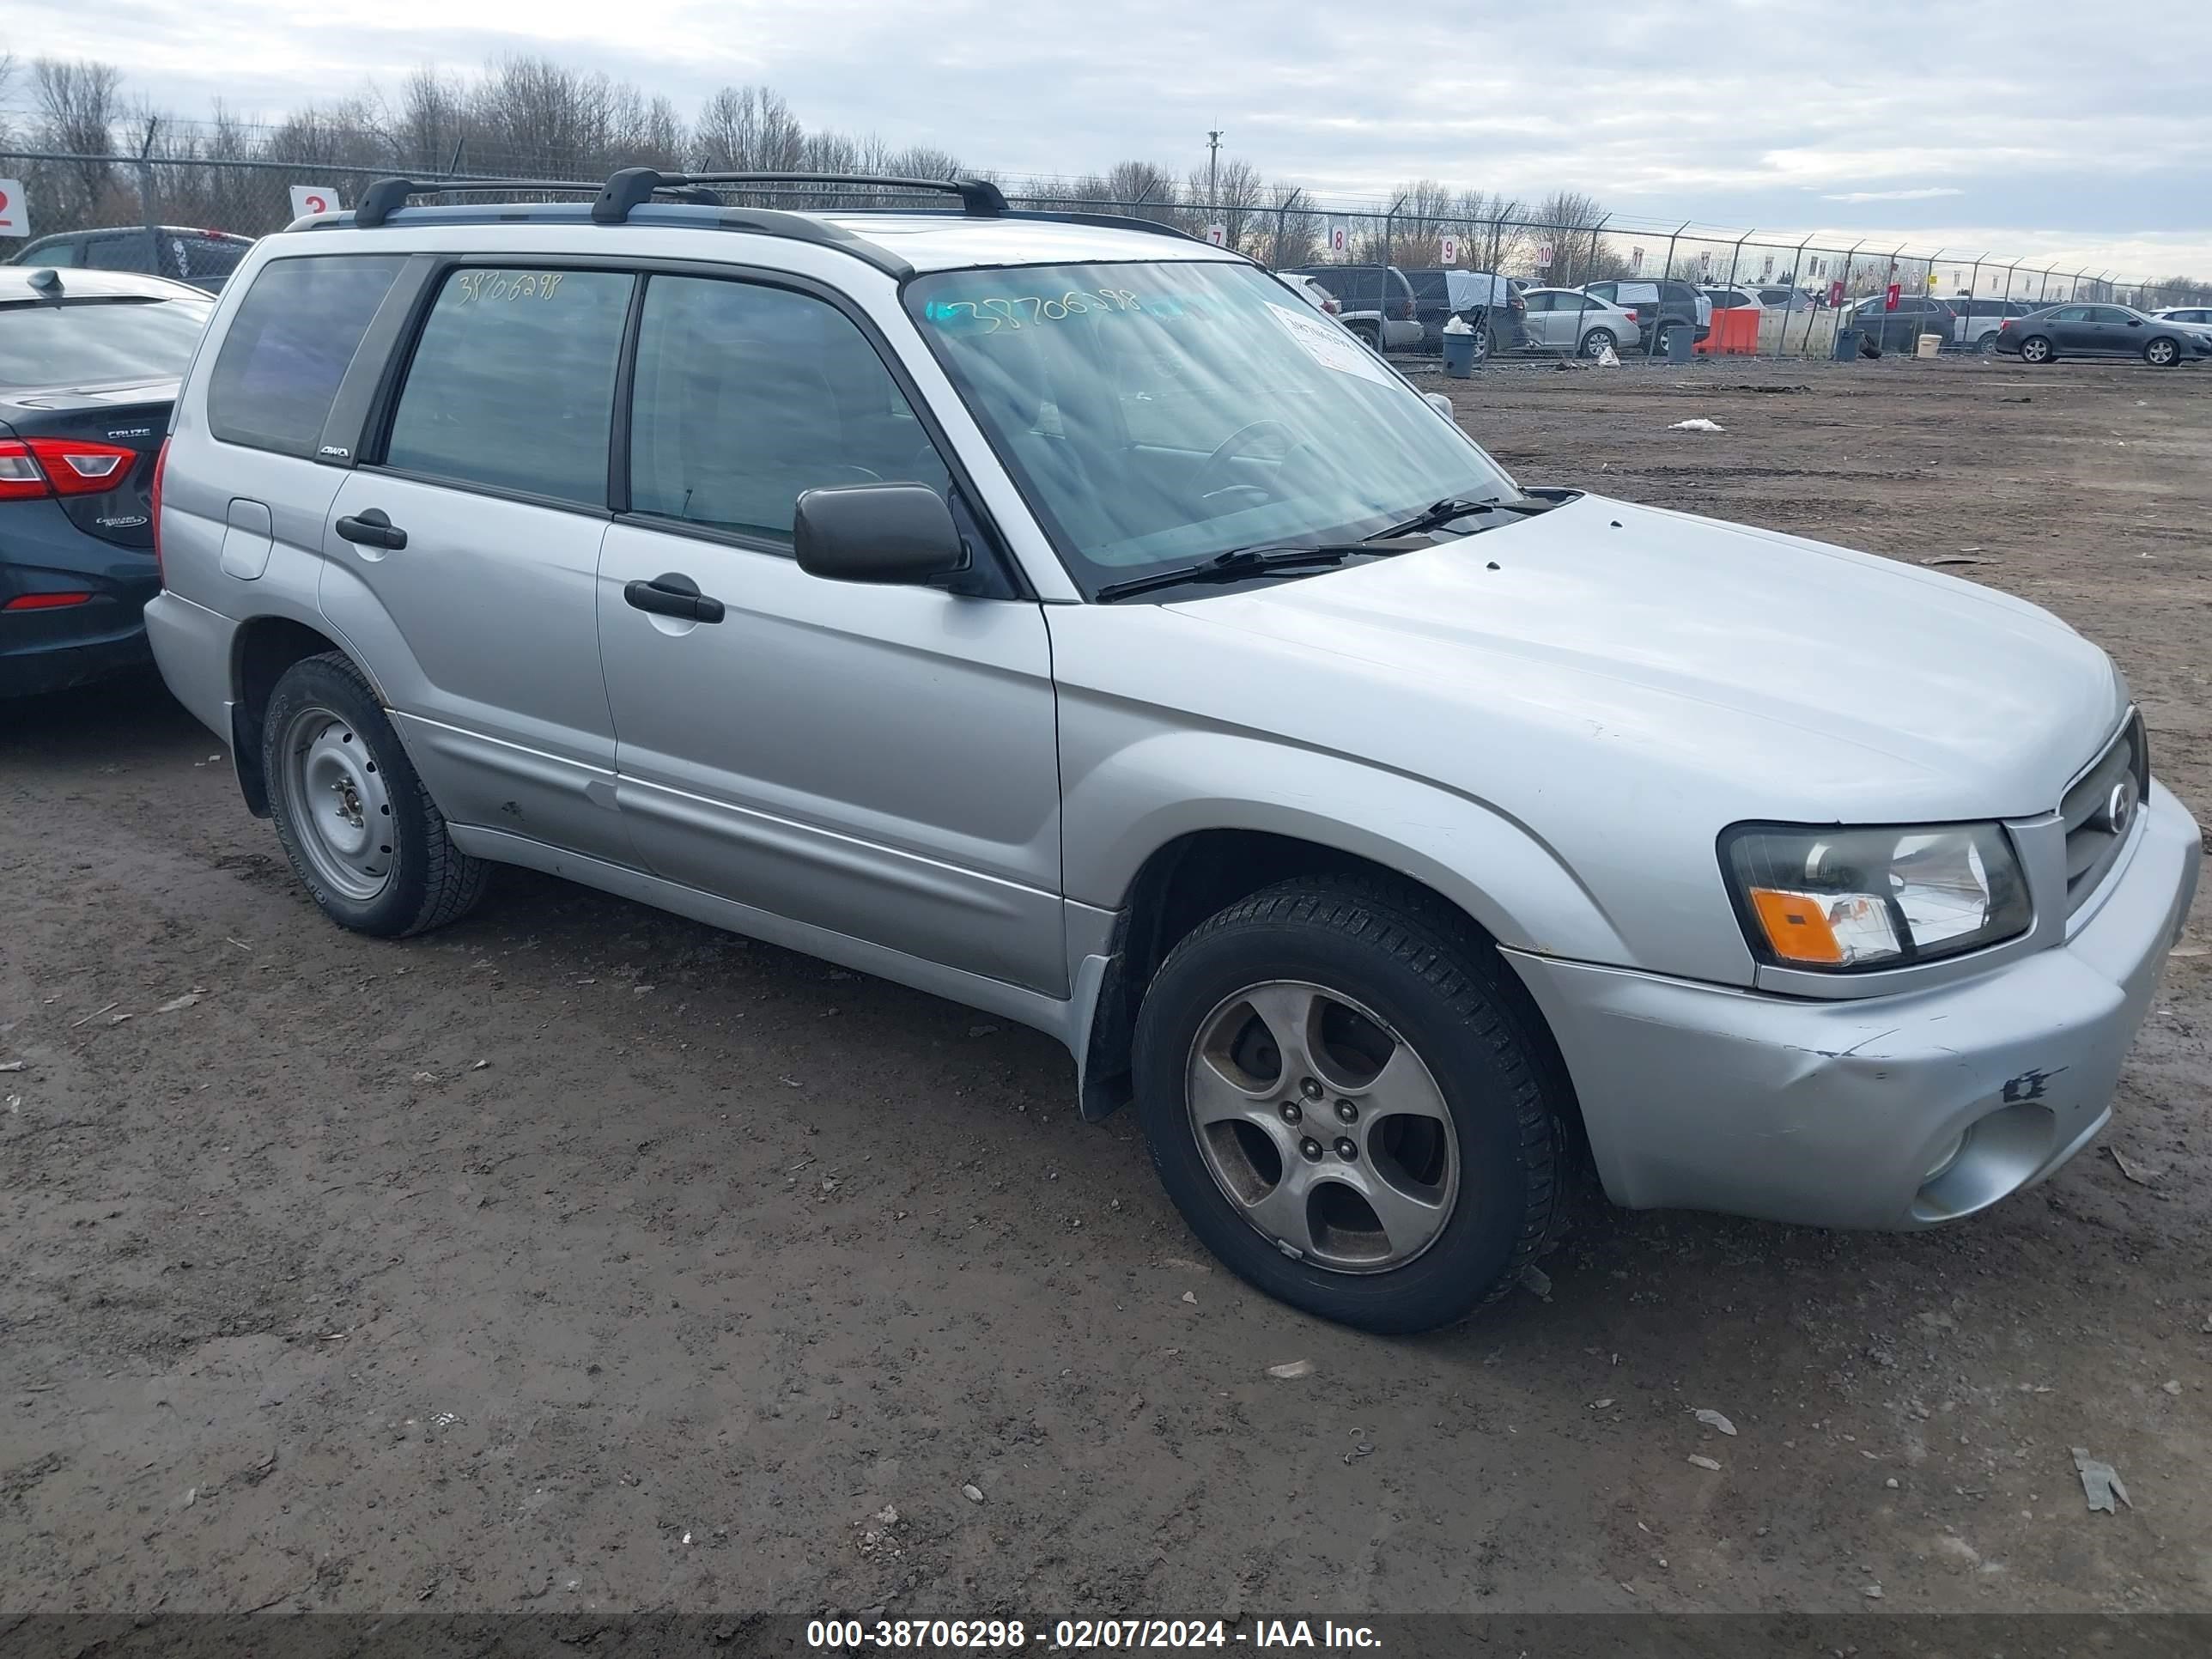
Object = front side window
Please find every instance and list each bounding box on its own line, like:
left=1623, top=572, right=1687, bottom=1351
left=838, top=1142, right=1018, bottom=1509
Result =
left=208, top=255, right=405, bottom=457
left=383, top=267, right=632, bottom=507
left=908, top=259, right=1517, bottom=593
left=628, top=276, right=946, bottom=545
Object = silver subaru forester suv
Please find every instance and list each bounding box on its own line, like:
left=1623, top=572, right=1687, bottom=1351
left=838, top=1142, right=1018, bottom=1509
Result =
left=146, top=170, right=2201, bottom=1333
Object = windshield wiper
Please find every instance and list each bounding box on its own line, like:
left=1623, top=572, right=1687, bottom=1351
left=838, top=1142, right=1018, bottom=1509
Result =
left=1369, top=494, right=1558, bottom=542
left=1096, top=544, right=1375, bottom=603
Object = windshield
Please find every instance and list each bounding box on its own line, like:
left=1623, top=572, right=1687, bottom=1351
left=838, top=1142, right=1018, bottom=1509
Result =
left=905, top=261, right=1517, bottom=592
left=0, top=298, right=211, bottom=386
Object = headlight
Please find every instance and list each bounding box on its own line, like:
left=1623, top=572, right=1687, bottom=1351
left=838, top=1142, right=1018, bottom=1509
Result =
left=1721, top=821, right=2032, bottom=971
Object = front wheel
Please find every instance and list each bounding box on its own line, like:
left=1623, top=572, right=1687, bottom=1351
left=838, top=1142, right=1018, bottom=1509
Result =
left=1133, top=876, right=1567, bottom=1334
left=264, top=653, right=488, bottom=937
left=1581, top=326, right=1617, bottom=357
left=2145, top=336, right=2181, bottom=368
left=2017, top=334, right=2053, bottom=363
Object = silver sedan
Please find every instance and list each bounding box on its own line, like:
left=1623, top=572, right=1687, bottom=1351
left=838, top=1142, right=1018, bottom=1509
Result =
left=1518, top=287, right=1643, bottom=356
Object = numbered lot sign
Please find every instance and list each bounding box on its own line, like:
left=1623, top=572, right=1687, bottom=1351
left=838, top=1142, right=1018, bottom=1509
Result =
left=289, top=185, right=339, bottom=219
left=0, top=180, right=28, bottom=240
left=1439, top=234, right=1459, bottom=265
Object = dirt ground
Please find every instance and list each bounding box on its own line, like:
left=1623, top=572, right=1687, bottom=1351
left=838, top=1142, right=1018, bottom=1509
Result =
left=3, top=353, right=2208, bottom=1623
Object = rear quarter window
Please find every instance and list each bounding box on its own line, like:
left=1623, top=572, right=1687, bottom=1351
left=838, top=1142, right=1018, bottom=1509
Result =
left=205, top=255, right=406, bottom=458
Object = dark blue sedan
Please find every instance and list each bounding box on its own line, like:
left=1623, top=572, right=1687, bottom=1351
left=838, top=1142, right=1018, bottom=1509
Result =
left=1, top=265, right=210, bottom=697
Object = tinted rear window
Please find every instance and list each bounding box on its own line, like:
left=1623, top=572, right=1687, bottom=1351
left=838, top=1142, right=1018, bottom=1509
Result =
left=206, top=255, right=405, bottom=457
left=383, top=267, right=632, bottom=507
left=0, top=297, right=213, bottom=386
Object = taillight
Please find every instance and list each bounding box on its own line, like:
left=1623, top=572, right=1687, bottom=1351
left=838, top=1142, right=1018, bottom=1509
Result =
left=0, top=437, right=137, bottom=500
left=150, top=436, right=172, bottom=586
left=3, top=591, right=93, bottom=611
left=1624, top=309, right=1638, bottom=323
left=1395, top=297, right=1414, bottom=319
left=1999, top=319, right=2014, bottom=331
left=1323, top=297, right=1340, bottom=313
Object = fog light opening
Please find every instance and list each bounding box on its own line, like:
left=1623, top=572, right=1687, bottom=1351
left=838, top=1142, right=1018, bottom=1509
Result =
left=1923, top=1127, right=1971, bottom=1184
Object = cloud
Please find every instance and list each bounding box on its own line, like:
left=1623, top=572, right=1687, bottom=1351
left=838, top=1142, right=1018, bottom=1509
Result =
left=1823, top=188, right=1968, bottom=204
left=14, top=0, right=2211, bottom=273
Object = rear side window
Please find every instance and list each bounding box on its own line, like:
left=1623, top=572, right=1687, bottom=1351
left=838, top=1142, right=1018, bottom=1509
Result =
left=207, top=255, right=405, bottom=457
left=383, top=267, right=632, bottom=507
left=628, top=276, right=947, bottom=545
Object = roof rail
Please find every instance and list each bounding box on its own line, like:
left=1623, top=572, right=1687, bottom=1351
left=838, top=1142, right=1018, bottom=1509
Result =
left=1001, top=210, right=1215, bottom=247
left=348, top=174, right=717, bottom=230
left=595, top=168, right=1006, bottom=224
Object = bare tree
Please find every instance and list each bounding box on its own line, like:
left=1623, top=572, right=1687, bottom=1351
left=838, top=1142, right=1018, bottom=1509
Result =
left=33, top=58, right=125, bottom=221
left=1184, top=156, right=1263, bottom=248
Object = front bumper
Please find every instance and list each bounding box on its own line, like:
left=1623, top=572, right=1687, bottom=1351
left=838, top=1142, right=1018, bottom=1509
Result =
left=1507, top=780, right=2201, bottom=1230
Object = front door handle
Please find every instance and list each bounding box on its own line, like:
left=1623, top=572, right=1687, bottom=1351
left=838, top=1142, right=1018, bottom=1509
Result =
left=624, top=574, right=726, bottom=624
left=336, top=508, right=407, bottom=550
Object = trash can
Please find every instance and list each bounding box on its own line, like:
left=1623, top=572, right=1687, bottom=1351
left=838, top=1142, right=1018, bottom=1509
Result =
left=1666, top=326, right=1693, bottom=364
left=1441, top=327, right=1478, bottom=378
left=1915, top=331, right=1942, bottom=359
left=1832, top=326, right=1861, bottom=362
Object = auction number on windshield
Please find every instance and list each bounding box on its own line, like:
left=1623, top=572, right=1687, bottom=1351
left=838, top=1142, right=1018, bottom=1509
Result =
left=938, top=289, right=1141, bottom=332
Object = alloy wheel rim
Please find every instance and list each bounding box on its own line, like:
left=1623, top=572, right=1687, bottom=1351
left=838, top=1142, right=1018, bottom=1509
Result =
left=278, top=706, right=395, bottom=902
left=2149, top=340, right=2176, bottom=365
left=1185, top=980, right=1459, bottom=1273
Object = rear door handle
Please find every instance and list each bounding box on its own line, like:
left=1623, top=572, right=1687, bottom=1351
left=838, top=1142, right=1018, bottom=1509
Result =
left=336, top=508, right=406, bottom=550
left=624, top=575, right=725, bottom=624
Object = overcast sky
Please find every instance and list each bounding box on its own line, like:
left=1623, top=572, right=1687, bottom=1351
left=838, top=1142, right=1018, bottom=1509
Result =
left=10, top=0, right=2210, bottom=276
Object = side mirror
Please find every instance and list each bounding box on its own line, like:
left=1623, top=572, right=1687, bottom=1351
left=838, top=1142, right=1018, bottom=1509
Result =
left=794, top=483, right=969, bottom=586
left=1425, top=392, right=1457, bottom=421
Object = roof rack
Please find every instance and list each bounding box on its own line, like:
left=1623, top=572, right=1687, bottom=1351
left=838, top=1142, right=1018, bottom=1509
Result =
left=349, top=174, right=718, bottom=230
left=594, top=168, right=1006, bottom=224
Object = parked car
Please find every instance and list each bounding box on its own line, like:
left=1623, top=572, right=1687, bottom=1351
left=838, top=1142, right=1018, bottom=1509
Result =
left=1701, top=286, right=1765, bottom=313
left=1280, top=272, right=1340, bottom=316
left=146, top=172, right=2201, bottom=1334
left=2151, top=307, right=2212, bottom=330
left=1849, top=294, right=1960, bottom=353
left=1576, top=278, right=1711, bottom=352
left=1, top=266, right=212, bottom=697
left=1995, top=303, right=2212, bottom=367
left=8, top=226, right=254, bottom=295
left=1755, top=286, right=1816, bottom=312
left=1401, top=268, right=1528, bottom=355
left=1517, top=286, right=1642, bottom=356
left=1279, top=264, right=1420, bottom=350
left=1951, top=298, right=2036, bottom=352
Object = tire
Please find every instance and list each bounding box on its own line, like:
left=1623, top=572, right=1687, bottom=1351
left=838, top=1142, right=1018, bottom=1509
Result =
left=1468, top=319, right=1492, bottom=363
left=1580, top=327, right=1616, bottom=358
left=263, top=652, right=488, bottom=938
left=1132, top=874, right=1567, bottom=1334
left=2145, top=336, right=2181, bottom=368
left=1349, top=322, right=1380, bottom=349
left=2017, top=334, right=2053, bottom=364
left=1977, top=333, right=1999, bottom=356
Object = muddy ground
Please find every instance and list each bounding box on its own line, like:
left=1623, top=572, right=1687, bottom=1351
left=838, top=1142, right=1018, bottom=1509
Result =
left=3, top=353, right=2208, bottom=1621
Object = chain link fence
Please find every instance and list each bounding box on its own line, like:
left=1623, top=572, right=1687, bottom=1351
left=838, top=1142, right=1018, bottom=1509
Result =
left=5, top=143, right=2205, bottom=366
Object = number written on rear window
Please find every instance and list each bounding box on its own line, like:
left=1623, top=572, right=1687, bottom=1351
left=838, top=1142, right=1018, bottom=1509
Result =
left=381, top=267, right=632, bottom=508
left=207, top=256, right=405, bottom=458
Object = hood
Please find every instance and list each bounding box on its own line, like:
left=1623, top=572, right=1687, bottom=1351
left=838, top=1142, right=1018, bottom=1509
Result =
left=1158, top=493, right=2124, bottom=824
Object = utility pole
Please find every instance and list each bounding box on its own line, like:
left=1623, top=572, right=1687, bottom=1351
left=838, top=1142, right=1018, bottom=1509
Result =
left=1206, top=130, right=1223, bottom=205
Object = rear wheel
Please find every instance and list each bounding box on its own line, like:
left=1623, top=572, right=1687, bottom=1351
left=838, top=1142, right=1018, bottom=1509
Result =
left=1977, top=332, right=2000, bottom=355
left=1133, top=875, right=1567, bottom=1334
left=1349, top=321, right=1380, bottom=350
left=2017, top=334, right=2053, bottom=363
left=1581, top=327, right=1616, bottom=357
left=264, top=653, right=488, bottom=937
left=2145, top=336, right=2181, bottom=368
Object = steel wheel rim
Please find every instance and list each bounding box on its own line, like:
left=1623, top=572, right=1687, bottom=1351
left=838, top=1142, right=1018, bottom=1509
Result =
left=1185, top=979, right=1460, bottom=1274
left=277, top=706, right=395, bottom=902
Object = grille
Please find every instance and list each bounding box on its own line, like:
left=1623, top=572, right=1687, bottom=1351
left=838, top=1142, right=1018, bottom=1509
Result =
left=2059, top=713, right=2148, bottom=912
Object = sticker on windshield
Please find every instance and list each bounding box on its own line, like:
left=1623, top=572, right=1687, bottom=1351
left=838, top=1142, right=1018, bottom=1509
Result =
left=1264, top=301, right=1396, bottom=386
